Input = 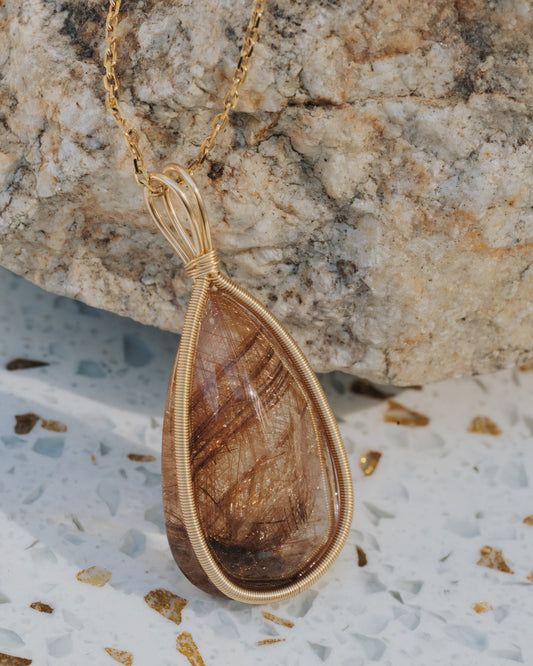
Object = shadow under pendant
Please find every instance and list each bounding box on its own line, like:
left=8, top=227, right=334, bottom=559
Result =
left=147, top=164, right=354, bottom=604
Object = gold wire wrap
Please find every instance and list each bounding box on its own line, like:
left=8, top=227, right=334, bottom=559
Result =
left=184, top=249, right=220, bottom=281
left=172, top=273, right=354, bottom=604
left=144, top=164, right=213, bottom=266
left=145, top=162, right=354, bottom=603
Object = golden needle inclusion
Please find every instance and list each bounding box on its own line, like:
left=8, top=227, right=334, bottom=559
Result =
left=162, top=289, right=339, bottom=596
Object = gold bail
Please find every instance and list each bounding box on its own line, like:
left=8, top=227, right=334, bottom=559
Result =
left=144, top=164, right=216, bottom=277
left=184, top=248, right=220, bottom=281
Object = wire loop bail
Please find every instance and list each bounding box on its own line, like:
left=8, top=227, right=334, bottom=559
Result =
left=144, top=164, right=219, bottom=279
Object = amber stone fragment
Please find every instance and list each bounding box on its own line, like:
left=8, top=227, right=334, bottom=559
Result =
left=144, top=588, right=187, bottom=625
left=14, top=413, right=40, bottom=435
left=477, top=545, right=514, bottom=574
left=176, top=632, right=205, bottom=666
left=29, top=601, right=53, bottom=614
left=162, top=289, right=338, bottom=596
left=6, top=358, right=48, bottom=371
left=104, top=648, right=133, bottom=665
left=127, top=453, right=156, bottom=462
left=0, top=653, right=32, bottom=666
left=76, top=566, right=112, bottom=586
left=467, top=416, right=502, bottom=435
left=261, top=611, right=295, bottom=628
left=356, top=545, right=368, bottom=567
left=359, top=450, right=382, bottom=476
left=41, top=419, right=67, bottom=433
left=384, top=400, right=429, bottom=426
left=472, top=601, right=493, bottom=614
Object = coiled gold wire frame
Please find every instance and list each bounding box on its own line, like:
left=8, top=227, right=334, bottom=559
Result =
left=145, top=164, right=354, bottom=604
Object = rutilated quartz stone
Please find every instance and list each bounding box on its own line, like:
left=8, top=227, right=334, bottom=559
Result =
left=162, top=288, right=339, bottom=596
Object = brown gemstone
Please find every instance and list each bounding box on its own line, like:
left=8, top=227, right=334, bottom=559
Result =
left=14, top=413, right=40, bottom=435
left=162, top=289, right=338, bottom=596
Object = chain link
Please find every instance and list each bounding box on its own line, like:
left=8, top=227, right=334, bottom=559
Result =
left=104, top=0, right=265, bottom=192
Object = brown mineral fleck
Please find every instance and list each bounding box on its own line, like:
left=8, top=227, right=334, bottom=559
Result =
left=384, top=400, right=429, bottom=426
left=256, top=639, right=287, bottom=646
left=176, top=632, right=205, bottom=666
left=468, top=416, right=502, bottom=435
left=349, top=379, right=390, bottom=400
left=30, top=601, right=53, bottom=614
left=41, top=419, right=67, bottom=433
left=76, top=566, right=112, bottom=586
left=359, top=450, right=382, bottom=476
left=104, top=648, right=133, bottom=665
left=6, top=359, right=49, bottom=371
left=523, top=515, right=533, bottom=526
left=0, top=654, right=32, bottom=665
left=262, top=611, right=295, bottom=628
left=518, top=361, right=533, bottom=372
left=472, top=601, right=493, bottom=614
left=477, top=546, right=514, bottom=574
left=127, top=453, right=156, bottom=463
left=207, top=161, right=224, bottom=181
left=144, top=588, right=187, bottom=625
left=356, top=545, right=368, bottom=567
left=162, top=290, right=339, bottom=596
left=14, top=413, right=40, bottom=435
left=91, top=455, right=98, bottom=466
left=527, top=571, right=533, bottom=583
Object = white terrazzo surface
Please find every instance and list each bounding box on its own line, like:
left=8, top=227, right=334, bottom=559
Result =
left=0, top=266, right=532, bottom=665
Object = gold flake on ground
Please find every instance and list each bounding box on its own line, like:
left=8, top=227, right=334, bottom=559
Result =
left=14, top=413, right=40, bottom=435
left=0, top=653, right=32, bottom=665
left=522, top=515, right=533, bottom=526
left=472, top=601, right=493, bottom=614
left=467, top=416, right=502, bottom=435
left=477, top=546, right=514, bottom=574
left=359, top=450, right=382, bottom=476
left=41, top=419, right=67, bottom=433
left=144, top=588, right=187, bottom=625
left=127, top=453, right=156, bottom=462
left=176, top=632, right=205, bottom=666
left=256, top=639, right=287, bottom=646
left=104, top=648, right=133, bottom=665
left=384, top=400, right=429, bottom=426
left=262, top=611, right=294, bottom=628
left=30, top=601, right=53, bottom=614
left=356, top=545, right=368, bottom=567
left=76, top=566, right=112, bottom=586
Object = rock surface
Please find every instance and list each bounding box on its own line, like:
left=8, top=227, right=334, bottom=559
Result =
left=1, top=0, right=533, bottom=383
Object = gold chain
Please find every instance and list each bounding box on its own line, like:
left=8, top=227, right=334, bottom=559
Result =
left=103, top=0, right=265, bottom=193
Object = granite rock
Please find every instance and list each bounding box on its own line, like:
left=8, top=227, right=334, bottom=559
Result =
left=1, top=0, right=533, bottom=383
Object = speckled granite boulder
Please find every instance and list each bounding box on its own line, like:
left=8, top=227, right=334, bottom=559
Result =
left=1, top=0, right=533, bottom=383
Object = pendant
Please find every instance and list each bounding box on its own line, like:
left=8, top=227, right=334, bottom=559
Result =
left=145, top=165, right=353, bottom=604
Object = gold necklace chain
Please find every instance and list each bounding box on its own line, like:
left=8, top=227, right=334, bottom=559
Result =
left=103, top=0, right=266, bottom=193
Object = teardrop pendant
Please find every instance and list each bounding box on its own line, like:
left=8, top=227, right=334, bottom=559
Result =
left=146, top=165, right=353, bottom=604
